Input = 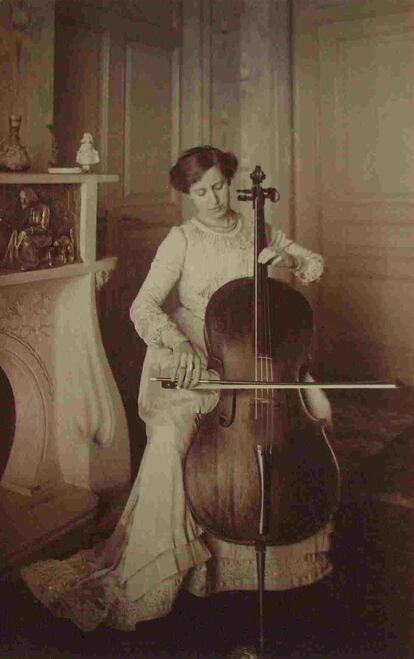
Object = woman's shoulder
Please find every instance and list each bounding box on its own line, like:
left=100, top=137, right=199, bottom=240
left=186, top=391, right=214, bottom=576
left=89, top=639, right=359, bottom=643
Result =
left=167, top=224, right=186, bottom=239
left=178, top=218, right=212, bottom=242
left=155, top=224, right=187, bottom=261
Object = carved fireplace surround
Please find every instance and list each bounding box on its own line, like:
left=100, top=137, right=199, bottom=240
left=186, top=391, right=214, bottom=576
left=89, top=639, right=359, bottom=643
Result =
left=0, top=173, right=130, bottom=570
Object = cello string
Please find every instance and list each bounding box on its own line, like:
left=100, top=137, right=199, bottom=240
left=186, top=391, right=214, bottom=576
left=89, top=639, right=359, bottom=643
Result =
left=256, top=189, right=267, bottom=448
left=254, top=191, right=262, bottom=433
left=259, top=209, right=267, bottom=448
left=266, top=283, right=274, bottom=456
left=254, top=191, right=258, bottom=422
left=262, top=278, right=271, bottom=453
left=259, top=197, right=273, bottom=455
left=262, top=211, right=273, bottom=455
left=258, top=220, right=267, bottom=450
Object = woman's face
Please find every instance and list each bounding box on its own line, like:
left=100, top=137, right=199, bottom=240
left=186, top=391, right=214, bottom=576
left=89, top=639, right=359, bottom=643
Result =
left=188, top=165, right=230, bottom=226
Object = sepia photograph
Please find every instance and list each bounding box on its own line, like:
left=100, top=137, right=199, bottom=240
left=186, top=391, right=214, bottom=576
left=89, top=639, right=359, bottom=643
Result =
left=0, top=0, right=413, bottom=657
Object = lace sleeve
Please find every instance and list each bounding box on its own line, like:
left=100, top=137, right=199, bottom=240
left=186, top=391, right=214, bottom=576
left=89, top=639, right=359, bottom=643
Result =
left=270, top=229, right=325, bottom=285
left=129, top=226, right=188, bottom=349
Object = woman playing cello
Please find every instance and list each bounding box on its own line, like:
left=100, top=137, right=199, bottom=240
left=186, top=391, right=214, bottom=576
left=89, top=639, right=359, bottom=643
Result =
left=21, top=145, right=333, bottom=632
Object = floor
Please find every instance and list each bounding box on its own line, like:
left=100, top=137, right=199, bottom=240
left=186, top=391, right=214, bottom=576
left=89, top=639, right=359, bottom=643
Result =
left=1, top=391, right=414, bottom=658
left=0, top=526, right=410, bottom=659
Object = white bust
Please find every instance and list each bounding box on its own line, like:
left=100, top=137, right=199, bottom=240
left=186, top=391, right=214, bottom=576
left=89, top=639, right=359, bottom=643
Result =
left=76, top=133, right=100, bottom=171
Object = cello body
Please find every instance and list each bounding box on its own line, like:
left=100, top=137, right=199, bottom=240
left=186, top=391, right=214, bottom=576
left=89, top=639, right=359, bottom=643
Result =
left=184, top=277, right=340, bottom=547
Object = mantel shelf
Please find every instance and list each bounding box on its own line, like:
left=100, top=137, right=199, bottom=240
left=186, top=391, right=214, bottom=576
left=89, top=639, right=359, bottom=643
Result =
left=0, top=173, right=119, bottom=184
left=0, top=256, right=118, bottom=287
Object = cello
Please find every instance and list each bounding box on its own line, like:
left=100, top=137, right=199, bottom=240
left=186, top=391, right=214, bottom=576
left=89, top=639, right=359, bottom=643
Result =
left=154, top=166, right=398, bottom=656
left=183, top=166, right=341, bottom=545
left=189, top=165, right=340, bottom=655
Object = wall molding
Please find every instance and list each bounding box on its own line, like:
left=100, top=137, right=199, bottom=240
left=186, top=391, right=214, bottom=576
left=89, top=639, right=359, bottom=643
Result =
left=98, top=30, right=111, bottom=172
left=201, top=0, right=212, bottom=144
left=56, top=1, right=180, bottom=49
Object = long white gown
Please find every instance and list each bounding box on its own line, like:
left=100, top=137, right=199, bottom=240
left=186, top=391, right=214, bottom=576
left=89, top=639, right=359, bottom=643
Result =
left=21, top=213, right=334, bottom=631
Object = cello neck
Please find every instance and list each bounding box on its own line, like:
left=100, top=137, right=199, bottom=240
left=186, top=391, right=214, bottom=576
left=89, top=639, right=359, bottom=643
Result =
left=238, top=167, right=280, bottom=378
left=251, top=167, right=269, bottom=278
left=252, top=169, right=270, bottom=358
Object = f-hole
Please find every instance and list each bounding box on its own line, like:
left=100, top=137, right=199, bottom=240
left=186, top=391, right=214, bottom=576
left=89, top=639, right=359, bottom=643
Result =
left=0, top=367, right=15, bottom=480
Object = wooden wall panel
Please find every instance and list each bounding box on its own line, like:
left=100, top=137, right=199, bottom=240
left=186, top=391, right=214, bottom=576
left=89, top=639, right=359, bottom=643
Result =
left=100, top=35, right=125, bottom=215
left=54, top=0, right=180, bottom=224
left=239, top=0, right=274, bottom=182
left=210, top=0, right=240, bottom=154
left=180, top=0, right=204, bottom=149
left=319, top=13, right=414, bottom=201
left=124, top=42, right=172, bottom=205
left=70, top=0, right=174, bottom=32
left=179, top=0, right=210, bottom=221
left=54, top=21, right=102, bottom=168
left=51, top=0, right=298, bottom=295
left=177, top=0, right=292, bottom=230
left=293, top=0, right=414, bottom=383
left=54, top=0, right=293, bottom=227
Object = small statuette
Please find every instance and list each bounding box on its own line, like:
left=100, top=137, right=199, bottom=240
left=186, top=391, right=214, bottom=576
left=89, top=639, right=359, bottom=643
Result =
left=52, top=228, right=75, bottom=266
left=76, top=132, right=100, bottom=173
left=1, top=187, right=53, bottom=270
left=0, top=189, right=77, bottom=272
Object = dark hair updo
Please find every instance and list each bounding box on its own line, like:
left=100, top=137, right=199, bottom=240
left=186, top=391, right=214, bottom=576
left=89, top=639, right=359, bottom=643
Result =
left=170, top=145, right=238, bottom=193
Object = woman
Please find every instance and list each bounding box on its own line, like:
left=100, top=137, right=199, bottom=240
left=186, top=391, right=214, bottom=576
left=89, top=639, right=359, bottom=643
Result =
left=21, top=146, right=333, bottom=632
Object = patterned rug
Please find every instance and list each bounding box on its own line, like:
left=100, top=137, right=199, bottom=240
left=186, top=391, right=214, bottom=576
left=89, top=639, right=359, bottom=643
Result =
left=328, top=390, right=414, bottom=505
left=330, top=390, right=414, bottom=465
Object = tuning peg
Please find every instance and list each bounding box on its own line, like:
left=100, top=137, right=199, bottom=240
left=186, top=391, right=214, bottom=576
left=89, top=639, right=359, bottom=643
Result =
left=237, top=189, right=254, bottom=202
left=264, top=188, right=280, bottom=203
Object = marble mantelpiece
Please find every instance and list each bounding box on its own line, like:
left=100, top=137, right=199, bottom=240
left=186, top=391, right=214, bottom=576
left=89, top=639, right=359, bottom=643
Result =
left=0, top=174, right=130, bottom=569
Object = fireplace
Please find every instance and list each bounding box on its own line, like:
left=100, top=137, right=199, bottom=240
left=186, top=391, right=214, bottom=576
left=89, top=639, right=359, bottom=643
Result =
left=0, top=366, right=15, bottom=481
left=0, top=173, right=130, bottom=570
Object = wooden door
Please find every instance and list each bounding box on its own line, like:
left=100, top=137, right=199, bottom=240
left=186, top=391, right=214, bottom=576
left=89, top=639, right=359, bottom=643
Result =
left=53, top=1, right=181, bottom=461
left=293, top=0, right=414, bottom=384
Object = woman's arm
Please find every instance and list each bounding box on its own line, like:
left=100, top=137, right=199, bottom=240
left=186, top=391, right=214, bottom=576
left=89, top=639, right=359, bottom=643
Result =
left=130, top=226, right=189, bottom=348
left=268, top=228, right=325, bottom=285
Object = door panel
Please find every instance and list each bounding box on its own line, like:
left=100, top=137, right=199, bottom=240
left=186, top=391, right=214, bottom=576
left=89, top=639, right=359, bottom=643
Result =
left=294, top=0, right=414, bottom=383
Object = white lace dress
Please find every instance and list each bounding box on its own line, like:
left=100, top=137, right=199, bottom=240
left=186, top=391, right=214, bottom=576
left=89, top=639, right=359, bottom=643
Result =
left=21, top=214, right=334, bottom=632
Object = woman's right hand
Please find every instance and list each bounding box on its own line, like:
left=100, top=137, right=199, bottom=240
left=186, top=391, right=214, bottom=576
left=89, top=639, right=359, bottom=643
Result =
left=172, top=340, right=202, bottom=389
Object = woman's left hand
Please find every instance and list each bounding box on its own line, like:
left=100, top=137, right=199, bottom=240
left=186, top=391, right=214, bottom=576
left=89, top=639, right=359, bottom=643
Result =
left=258, top=247, right=297, bottom=270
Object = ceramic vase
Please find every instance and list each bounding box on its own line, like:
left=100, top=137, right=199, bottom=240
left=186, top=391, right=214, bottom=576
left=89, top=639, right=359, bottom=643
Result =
left=0, top=115, right=30, bottom=172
